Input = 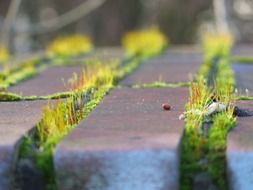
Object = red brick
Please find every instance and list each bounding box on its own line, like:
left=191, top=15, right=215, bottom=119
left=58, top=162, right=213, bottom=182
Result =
left=0, top=101, right=49, bottom=189
left=54, top=88, right=188, bottom=190
left=121, top=51, right=202, bottom=85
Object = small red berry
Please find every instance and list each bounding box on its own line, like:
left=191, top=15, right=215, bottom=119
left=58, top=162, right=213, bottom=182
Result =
left=162, top=103, right=171, bottom=110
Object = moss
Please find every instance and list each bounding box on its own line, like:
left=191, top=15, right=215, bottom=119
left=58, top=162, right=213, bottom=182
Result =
left=236, top=96, right=253, bottom=101
left=122, top=28, right=168, bottom=58
left=180, top=80, right=212, bottom=190
left=232, top=56, right=253, bottom=64
left=0, top=91, right=23, bottom=101
left=0, top=63, right=38, bottom=89
left=208, top=112, right=235, bottom=189
left=131, top=81, right=190, bottom=88
left=0, top=91, right=74, bottom=101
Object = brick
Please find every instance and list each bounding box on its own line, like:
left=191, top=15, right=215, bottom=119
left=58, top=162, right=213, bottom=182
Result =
left=66, top=48, right=124, bottom=64
left=232, top=64, right=253, bottom=96
left=120, top=51, right=202, bottom=85
left=0, top=101, right=49, bottom=189
left=227, top=101, right=253, bottom=190
left=232, top=45, right=253, bottom=57
left=167, top=46, right=201, bottom=54
left=54, top=88, right=188, bottom=190
left=9, top=65, right=84, bottom=96
left=92, top=47, right=124, bottom=61
left=9, top=48, right=124, bottom=97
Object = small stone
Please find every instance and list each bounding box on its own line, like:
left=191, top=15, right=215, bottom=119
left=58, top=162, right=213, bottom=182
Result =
left=179, top=113, right=186, bottom=120
left=205, top=102, right=227, bottom=116
left=162, top=103, right=171, bottom=110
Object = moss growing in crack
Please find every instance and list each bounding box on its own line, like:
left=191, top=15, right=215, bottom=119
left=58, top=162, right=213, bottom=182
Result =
left=232, top=56, right=253, bottom=64
left=180, top=79, right=212, bottom=190
left=208, top=111, right=236, bottom=189
left=180, top=33, right=236, bottom=190
left=132, top=81, right=190, bottom=88
left=236, top=96, right=253, bottom=101
left=0, top=62, right=39, bottom=90
left=0, top=91, right=23, bottom=101
left=0, top=91, right=74, bottom=101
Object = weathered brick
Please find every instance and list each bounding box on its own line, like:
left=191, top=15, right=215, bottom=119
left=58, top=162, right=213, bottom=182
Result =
left=227, top=101, right=253, bottom=190
left=9, top=48, right=124, bottom=97
left=0, top=101, right=48, bottom=189
left=121, top=51, right=202, bottom=85
left=54, top=88, right=188, bottom=190
left=9, top=65, right=84, bottom=96
left=232, top=45, right=253, bottom=57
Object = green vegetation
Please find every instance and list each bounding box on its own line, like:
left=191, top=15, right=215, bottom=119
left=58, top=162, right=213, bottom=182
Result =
left=47, top=34, right=93, bottom=59
left=236, top=96, right=253, bottom=101
left=0, top=35, right=94, bottom=91
left=0, top=46, right=9, bottom=64
left=180, top=33, right=236, bottom=190
left=232, top=56, right=253, bottom=64
left=122, top=27, right=168, bottom=58
left=0, top=61, right=39, bottom=90
left=0, top=91, right=74, bottom=101
left=0, top=91, right=23, bottom=101
left=131, top=81, right=190, bottom=88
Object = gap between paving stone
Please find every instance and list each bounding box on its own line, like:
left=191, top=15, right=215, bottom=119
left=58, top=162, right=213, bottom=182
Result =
left=118, top=81, right=191, bottom=89
left=54, top=87, right=188, bottom=190
left=0, top=100, right=53, bottom=190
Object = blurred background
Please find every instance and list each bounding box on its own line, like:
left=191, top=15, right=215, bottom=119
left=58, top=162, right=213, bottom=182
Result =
left=0, top=0, right=253, bottom=55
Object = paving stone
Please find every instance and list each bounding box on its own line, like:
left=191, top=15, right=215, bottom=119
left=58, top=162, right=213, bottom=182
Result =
left=120, top=51, right=202, bottom=86
left=92, top=47, right=125, bottom=60
left=227, top=101, right=253, bottom=190
left=9, top=65, right=84, bottom=96
left=232, top=45, right=253, bottom=57
left=232, top=64, right=253, bottom=96
left=54, top=87, right=188, bottom=190
left=167, top=45, right=201, bottom=54
left=0, top=100, right=49, bottom=190
left=9, top=48, right=124, bottom=97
